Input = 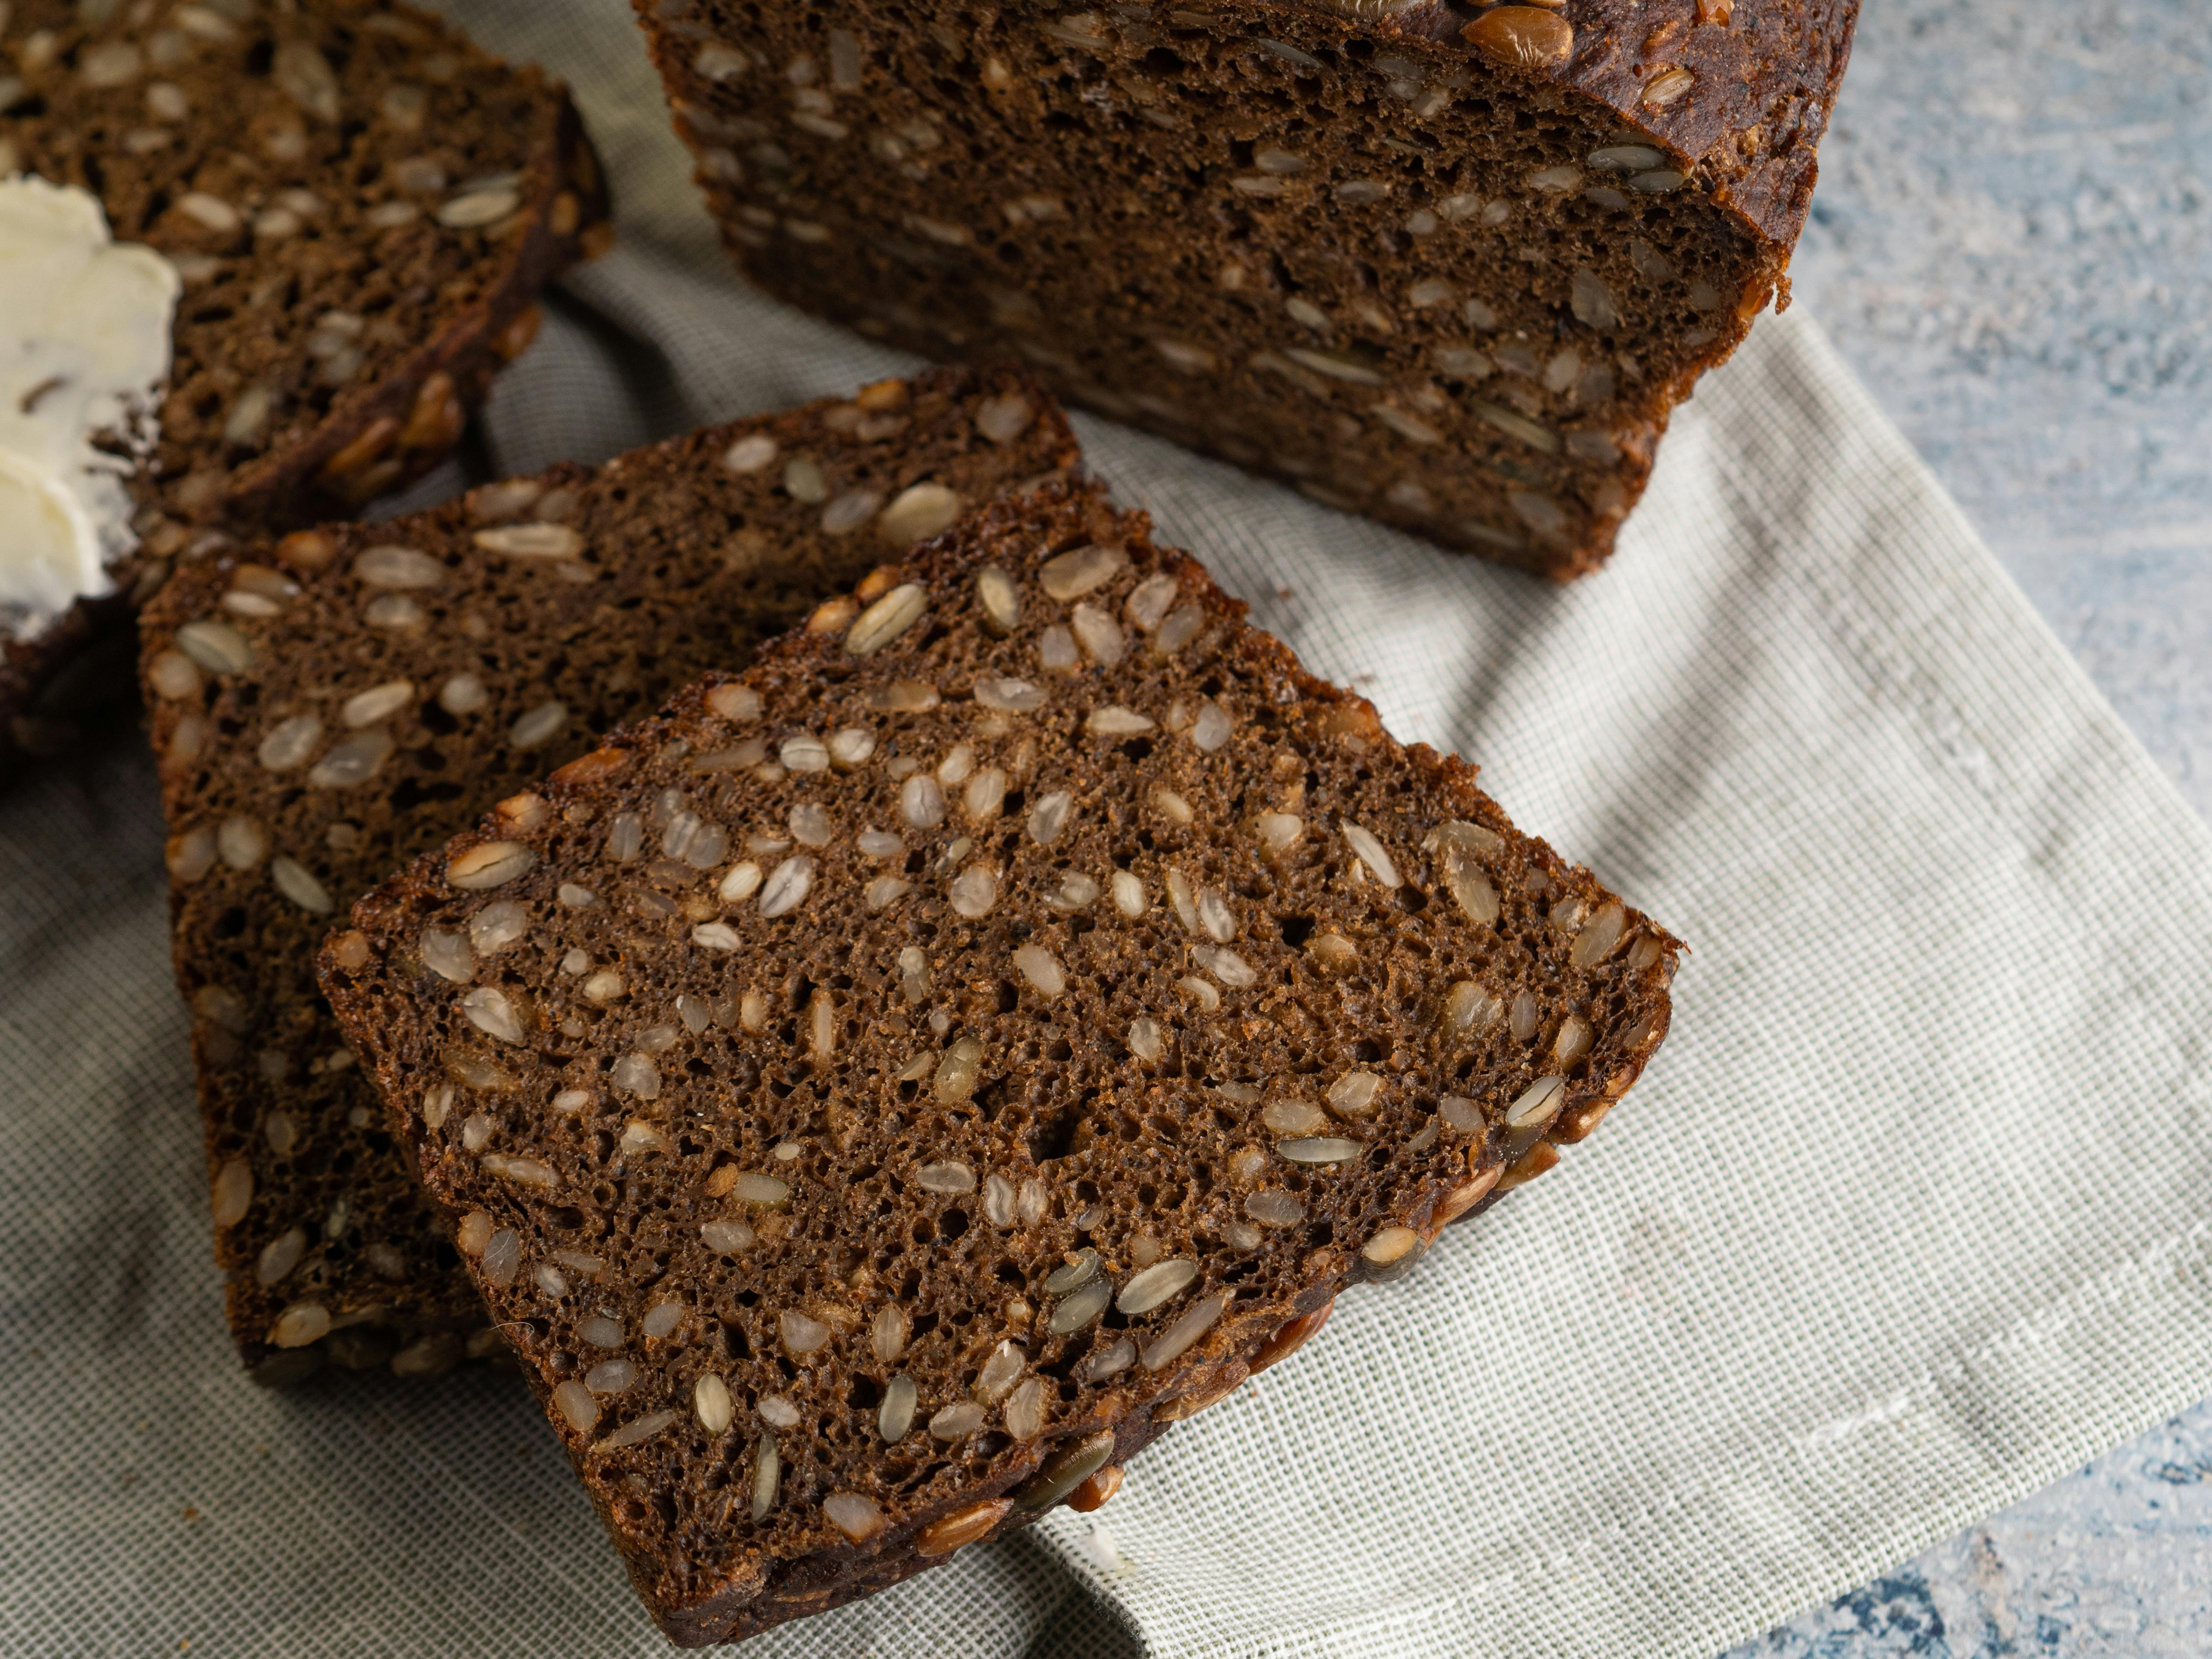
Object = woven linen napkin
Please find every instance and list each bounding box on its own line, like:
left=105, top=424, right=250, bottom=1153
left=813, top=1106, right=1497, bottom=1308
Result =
left=8, top=4, right=2212, bottom=1655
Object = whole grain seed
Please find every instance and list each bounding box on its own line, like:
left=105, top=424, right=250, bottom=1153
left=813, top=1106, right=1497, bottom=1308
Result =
left=306, top=730, right=395, bottom=789
left=984, top=1173, right=1016, bottom=1226
left=342, top=680, right=414, bottom=727
left=256, top=1227, right=306, bottom=1287
left=751, top=1434, right=781, bottom=1521
left=1038, top=543, right=1127, bottom=601
left=1140, top=1290, right=1227, bottom=1370
left=1554, top=1016, right=1594, bottom=1065
left=879, top=1372, right=918, bottom=1439
left=1125, top=571, right=1178, bottom=631
left=611, top=1054, right=661, bottom=1098
left=872, top=1304, right=908, bottom=1363
left=584, top=1357, right=638, bottom=1394
left=1327, top=1071, right=1383, bottom=1116
left=256, top=714, right=321, bottom=771
left=1005, top=1376, right=1047, bottom=1440
left=880, top=483, right=965, bottom=544
left=973, top=675, right=1048, bottom=714
left=1127, top=1016, right=1165, bottom=1061
left=271, top=857, right=334, bottom=914
left=864, top=876, right=912, bottom=910
left=420, top=929, right=473, bottom=983
left=963, top=768, right=1007, bottom=821
left=1342, top=823, right=1400, bottom=887
left=1070, top=602, right=1125, bottom=665
left=448, top=842, right=535, bottom=890
left=1510, top=989, right=1540, bottom=1042
left=1277, top=1136, right=1361, bottom=1164
left=929, top=1400, right=985, bottom=1440
left=1111, top=871, right=1147, bottom=918
left=948, top=865, right=998, bottom=917
left=480, top=1227, right=523, bottom=1285
left=176, top=618, right=252, bottom=674
left=1082, top=1339, right=1136, bottom=1383
left=758, top=856, right=816, bottom=918
left=1261, top=1098, right=1328, bottom=1136
left=918, top=1496, right=1012, bottom=1556
left=901, top=775, right=946, bottom=828
left=1245, top=1189, right=1304, bottom=1228
left=934, top=1036, right=983, bottom=1103
left=1115, top=1258, right=1198, bottom=1315
left=842, top=581, right=927, bottom=656
left=915, top=1160, right=977, bottom=1196
left=1506, top=1075, right=1568, bottom=1131
left=1154, top=787, right=1193, bottom=824
left=700, top=1219, right=755, bottom=1253
left=827, top=727, right=876, bottom=768
left=1152, top=603, right=1204, bottom=657
left=1039, top=626, right=1079, bottom=671
left=438, top=674, right=487, bottom=715
left=482, top=1154, right=556, bottom=1190
left=270, top=1302, right=330, bottom=1348
left=1092, top=703, right=1159, bottom=739
left=1012, top=944, right=1065, bottom=998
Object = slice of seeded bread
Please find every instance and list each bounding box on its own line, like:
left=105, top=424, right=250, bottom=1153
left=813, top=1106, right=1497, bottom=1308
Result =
left=139, top=366, right=1079, bottom=1384
left=2, top=0, right=610, bottom=762
left=319, top=476, right=1682, bottom=1645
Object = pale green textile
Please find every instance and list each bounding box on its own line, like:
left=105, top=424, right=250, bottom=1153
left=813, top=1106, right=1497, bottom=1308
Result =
left=6, top=4, right=2212, bottom=1655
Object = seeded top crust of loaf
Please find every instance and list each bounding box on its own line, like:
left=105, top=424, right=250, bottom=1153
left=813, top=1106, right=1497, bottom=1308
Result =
left=637, top=0, right=1855, bottom=580
left=320, top=478, right=1681, bottom=1645
left=2, top=0, right=609, bottom=761
left=139, top=367, right=1078, bottom=1384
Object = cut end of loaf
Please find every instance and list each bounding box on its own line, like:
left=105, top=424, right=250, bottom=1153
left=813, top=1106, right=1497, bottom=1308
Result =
left=638, top=0, right=1853, bottom=576
left=322, top=477, right=1681, bottom=1642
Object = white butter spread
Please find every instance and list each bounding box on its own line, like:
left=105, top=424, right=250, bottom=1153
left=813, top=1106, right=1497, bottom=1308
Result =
left=0, top=175, right=181, bottom=632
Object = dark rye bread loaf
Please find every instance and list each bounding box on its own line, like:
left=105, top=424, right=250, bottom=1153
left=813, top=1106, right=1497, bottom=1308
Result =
left=139, top=367, right=1078, bottom=1383
left=319, top=477, right=1681, bottom=1644
left=634, top=0, right=1855, bottom=580
left=1, top=0, right=609, bottom=762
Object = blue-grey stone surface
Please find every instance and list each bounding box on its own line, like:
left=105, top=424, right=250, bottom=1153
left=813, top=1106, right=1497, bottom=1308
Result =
left=1724, top=0, right=2212, bottom=1651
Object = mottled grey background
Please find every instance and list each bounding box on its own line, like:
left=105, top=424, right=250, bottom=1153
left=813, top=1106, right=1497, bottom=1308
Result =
left=1725, top=0, right=2212, bottom=1652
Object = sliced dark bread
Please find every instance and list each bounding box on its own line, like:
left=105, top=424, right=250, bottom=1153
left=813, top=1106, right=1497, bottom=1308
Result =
left=3, top=0, right=609, bottom=762
left=139, top=366, right=1078, bottom=1382
left=636, top=0, right=1856, bottom=577
left=319, top=476, right=1681, bottom=1644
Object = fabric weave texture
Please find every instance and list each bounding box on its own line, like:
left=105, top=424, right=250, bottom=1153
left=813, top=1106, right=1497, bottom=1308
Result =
left=5, top=3, right=2212, bottom=1655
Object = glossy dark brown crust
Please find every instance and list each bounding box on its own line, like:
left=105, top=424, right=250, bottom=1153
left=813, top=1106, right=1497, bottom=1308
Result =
left=1337, top=0, right=1859, bottom=251
left=141, top=368, right=1078, bottom=1381
left=321, top=479, right=1680, bottom=1643
left=634, top=0, right=1856, bottom=581
left=1, top=0, right=611, bottom=770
